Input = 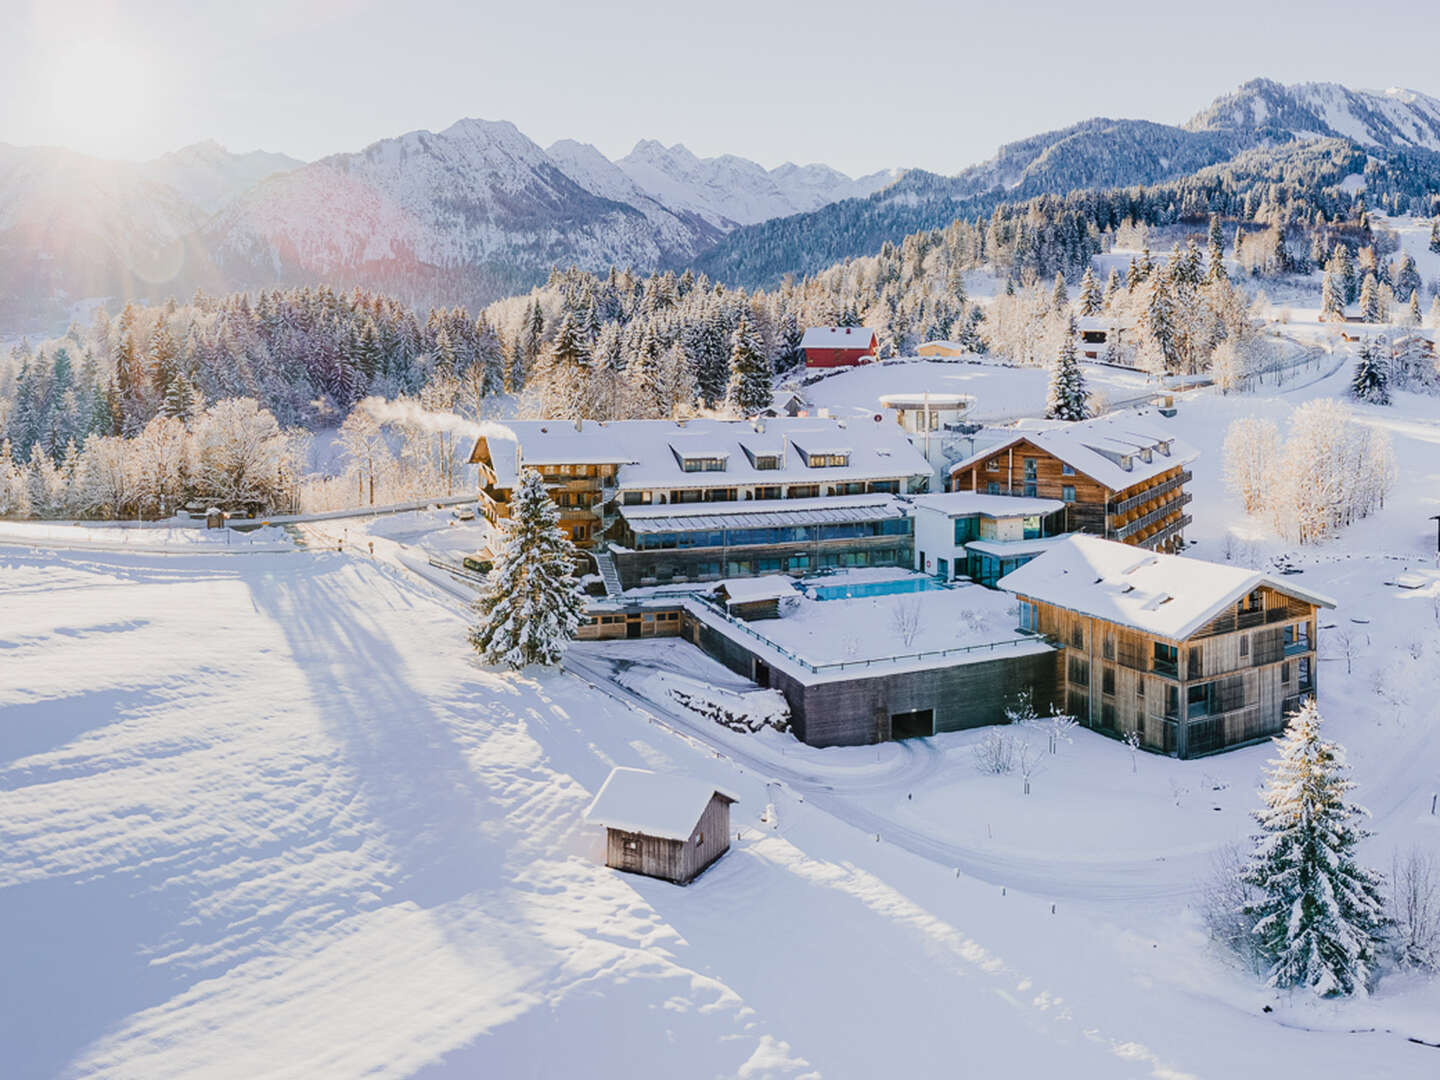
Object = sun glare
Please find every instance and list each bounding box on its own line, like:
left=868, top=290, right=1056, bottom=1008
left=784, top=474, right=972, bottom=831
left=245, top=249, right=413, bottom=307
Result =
left=42, top=37, right=152, bottom=156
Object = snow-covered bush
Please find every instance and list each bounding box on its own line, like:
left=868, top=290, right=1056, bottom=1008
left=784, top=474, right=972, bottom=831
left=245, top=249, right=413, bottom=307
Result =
left=889, top=596, right=924, bottom=648
left=667, top=685, right=790, bottom=734
left=973, top=730, right=1020, bottom=774
left=1198, top=842, right=1267, bottom=976
left=1390, top=846, right=1440, bottom=973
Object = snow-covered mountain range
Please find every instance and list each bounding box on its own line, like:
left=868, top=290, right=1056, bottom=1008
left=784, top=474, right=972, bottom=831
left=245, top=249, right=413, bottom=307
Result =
left=7, top=77, right=1440, bottom=330
left=695, top=78, right=1440, bottom=286
left=0, top=122, right=895, bottom=329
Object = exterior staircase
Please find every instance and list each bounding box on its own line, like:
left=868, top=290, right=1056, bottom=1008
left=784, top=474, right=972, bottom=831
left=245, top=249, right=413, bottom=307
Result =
left=593, top=549, right=624, bottom=598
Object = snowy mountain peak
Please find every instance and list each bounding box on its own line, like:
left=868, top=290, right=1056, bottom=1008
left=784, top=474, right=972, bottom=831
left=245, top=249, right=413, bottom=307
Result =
left=1187, top=78, right=1440, bottom=153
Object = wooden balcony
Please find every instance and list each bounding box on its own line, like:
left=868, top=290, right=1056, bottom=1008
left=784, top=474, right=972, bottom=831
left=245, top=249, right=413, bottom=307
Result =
left=1112, top=470, right=1193, bottom=515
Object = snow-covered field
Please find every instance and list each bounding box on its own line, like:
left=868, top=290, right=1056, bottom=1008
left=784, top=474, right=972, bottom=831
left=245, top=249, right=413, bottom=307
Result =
left=3, top=349, right=1440, bottom=1077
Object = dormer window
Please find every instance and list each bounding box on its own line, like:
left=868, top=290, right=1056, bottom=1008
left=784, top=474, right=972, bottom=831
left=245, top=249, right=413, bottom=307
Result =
left=1139, top=448, right=1152, bottom=463
left=807, top=452, right=850, bottom=468
left=1120, top=455, right=1133, bottom=470
left=681, top=456, right=727, bottom=473
left=752, top=453, right=780, bottom=471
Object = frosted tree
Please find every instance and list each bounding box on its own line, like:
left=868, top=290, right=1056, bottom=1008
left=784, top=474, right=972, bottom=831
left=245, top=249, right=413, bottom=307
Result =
left=1140, top=272, right=1180, bottom=374
left=1207, top=213, right=1228, bottom=283
left=191, top=398, right=289, bottom=512
left=468, top=468, right=586, bottom=669
left=1051, top=272, right=1069, bottom=311
left=1430, top=218, right=1440, bottom=255
left=726, top=313, right=772, bottom=416
left=1077, top=267, right=1101, bottom=315
left=1102, top=268, right=1123, bottom=311
left=132, top=414, right=190, bottom=517
left=337, top=408, right=394, bottom=506
left=0, top=439, right=32, bottom=517
left=1045, top=316, right=1089, bottom=421
left=1349, top=339, right=1390, bottom=405
left=1222, top=416, right=1279, bottom=515
left=1358, top=273, right=1382, bottom=323
left=1320, top=265, right=1346, bottom=320
left=76, top=435, right=138, bottom=519
left=1241, top=701, right=1387, bottom=997
left=1270, top=399, right=1393, bottom=544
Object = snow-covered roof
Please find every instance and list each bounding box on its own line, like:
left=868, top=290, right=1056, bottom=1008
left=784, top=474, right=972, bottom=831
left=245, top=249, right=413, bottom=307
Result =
left=800, top=326, right=877, bottom=349
left=963, top=536, right=1070, bottom=558
left=997, top=536, right=1336, bottom=641
left=948, top=414, right=1200, bottom=493
left=916, top=339, right=967, bottom=351
left=910, top=492, right=1066, bottom=518
left=878, top=392, right=974, bottom=409
left=582, top=767, right=737, bottom=841
left=475, top=417, right=931, bottom=490
left=714, top=576, right=798, bottom=605
left=620, top=494, right=906, bottom=534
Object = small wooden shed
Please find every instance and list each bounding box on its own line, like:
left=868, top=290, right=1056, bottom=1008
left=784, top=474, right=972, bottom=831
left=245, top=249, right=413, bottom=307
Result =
left=583, top=768, right=738, bottom=885
left=713, top=576, right=796, bottom=621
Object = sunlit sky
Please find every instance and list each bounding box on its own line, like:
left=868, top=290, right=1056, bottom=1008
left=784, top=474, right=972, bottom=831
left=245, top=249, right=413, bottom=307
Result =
left=5, top=0, right=1440, bottom=176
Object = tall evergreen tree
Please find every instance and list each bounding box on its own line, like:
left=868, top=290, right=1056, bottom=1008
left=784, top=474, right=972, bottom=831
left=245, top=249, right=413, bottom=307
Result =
left=1051, top=271, right=1069, bottom=311
left=1102, top=268, right=1123, bottom=311
left=1045, top=315, right=1089, bottom=421
left=1358, top=272, right=1382, bottom=323
left=1077, top=267, right=1101, bottom=315
left=1207, top=213, right=1228, bottom=282
left=1349, top=338, right=1390, bottom=405
left=1241, top=701, right=1388, bottom=997
left=726, top=313, right=772, bottom=416
left=467, top=468, right=585, bottom=669
left=1430, top=218, right=1440, bottom=255
left=1320, top=264, right=1346, bottom=320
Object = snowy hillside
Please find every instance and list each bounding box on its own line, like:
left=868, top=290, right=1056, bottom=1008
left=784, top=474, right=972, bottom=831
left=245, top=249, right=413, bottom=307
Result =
left=3, top=351, right=1438, bottom=1075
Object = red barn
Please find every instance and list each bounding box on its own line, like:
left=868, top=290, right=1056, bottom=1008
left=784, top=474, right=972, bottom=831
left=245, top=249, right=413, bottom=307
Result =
left=800, top=326, right=877, bottom=368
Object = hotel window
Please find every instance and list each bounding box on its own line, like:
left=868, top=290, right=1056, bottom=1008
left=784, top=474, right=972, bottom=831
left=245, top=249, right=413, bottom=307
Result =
left=1071, top=625, right=1083, bottom=648
left=1062, top=485, right=1076, bottom=503
left=1018, top=600, right=1037, bottom=632
left=1061, top=463, right=1075, bottom=476
left=681, top=456, right=727, bottom=472
left=987, top=482, right=1000, bottom=495
left=1102, top=667, right=1116, bottom=696
left=807, top=453, right=850, bottom=468
left=752, top=454, right=780, bottom=470
left=986, top=458, right=999, bottom=471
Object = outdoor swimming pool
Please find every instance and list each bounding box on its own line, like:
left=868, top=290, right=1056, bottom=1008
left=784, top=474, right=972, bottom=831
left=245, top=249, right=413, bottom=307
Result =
left=807, top=577, right=948, bottom=601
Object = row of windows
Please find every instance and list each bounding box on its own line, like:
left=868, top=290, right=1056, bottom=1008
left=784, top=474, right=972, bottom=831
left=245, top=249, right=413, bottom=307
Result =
left=630, top=517, right=912, bottom=550
left=984, top=481, right=1076, bottom=501
left=636, top=548, right=908, bottom=583
left=620, top=480, right=901, bottom=505
left=984, top=455, right=1076, bottom=477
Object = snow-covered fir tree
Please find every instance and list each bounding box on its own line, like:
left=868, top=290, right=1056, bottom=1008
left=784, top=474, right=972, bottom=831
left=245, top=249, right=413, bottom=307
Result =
left=1207, top=213, right=1228, bottom=283
left=1045, top=316, right=1088, bottom=421
left=1358, top=272, right=1382, bottom=323
left=1240, top=701, right=1388, bottom=998
left=1350, top=339, right=1390, bottom=405
left=467, top=468, right=587, bottom=669
left=1077, top=267, right=1101, bottom=315
left=726, top=313, right=772, bottom=416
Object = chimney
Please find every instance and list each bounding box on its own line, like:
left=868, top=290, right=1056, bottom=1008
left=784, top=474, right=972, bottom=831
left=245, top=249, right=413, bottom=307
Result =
left=574, top=417, right=583, bottom=432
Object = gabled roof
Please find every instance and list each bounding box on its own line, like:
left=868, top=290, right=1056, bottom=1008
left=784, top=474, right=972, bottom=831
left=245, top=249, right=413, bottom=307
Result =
left=948, top=414, right=1199, bottom=493
left=583, top=768, right=737, bottom=841
left=910, top=492, right=1066, bottom=518
left=997, top=535, right=1335, bottom=641
left=800, top=326, right=878, bottom=350
left=472, top=417, right=931, bottom=490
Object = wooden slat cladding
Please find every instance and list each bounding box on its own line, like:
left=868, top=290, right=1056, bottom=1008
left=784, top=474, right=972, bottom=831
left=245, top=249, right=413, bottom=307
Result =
left=952, top=441, right=1189, bottom=551
left=1018, top=592, right=1322, bottom=758
left=604, top=794, right=732, bottom=885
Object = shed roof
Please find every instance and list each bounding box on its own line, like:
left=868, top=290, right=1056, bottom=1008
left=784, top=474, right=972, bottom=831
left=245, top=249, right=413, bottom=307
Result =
left=910, top=492, right=1066, bottom=518
left=715, top=576, right=798, bottom=604
left=800, top=326, right=878, bottom=349
left=582, top=768, right=737, bottom=841
left=997, top=535, right=1335, bottom=641
left=948, top=414, right=1199, bottom=493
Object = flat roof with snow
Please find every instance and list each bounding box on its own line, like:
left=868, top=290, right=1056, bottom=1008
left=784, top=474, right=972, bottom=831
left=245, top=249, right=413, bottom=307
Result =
left=714, top=576, right=798, bottom=605
left=997, top=535, right=1335, bottom=641
left=582, top=767, right=737, bottom=842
